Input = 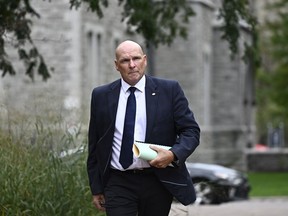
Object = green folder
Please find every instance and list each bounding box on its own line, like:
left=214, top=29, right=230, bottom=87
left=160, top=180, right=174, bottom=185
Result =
left=133, top=141, right=171, bottom=161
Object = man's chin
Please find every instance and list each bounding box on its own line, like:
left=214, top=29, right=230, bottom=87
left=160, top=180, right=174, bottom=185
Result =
left=128, top=74, right=142, bottom=85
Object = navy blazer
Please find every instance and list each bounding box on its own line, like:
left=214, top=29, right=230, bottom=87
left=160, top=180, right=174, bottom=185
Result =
left=87, top=75, right=200, bottom=205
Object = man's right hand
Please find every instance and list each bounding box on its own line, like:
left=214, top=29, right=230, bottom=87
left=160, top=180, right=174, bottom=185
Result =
left=92, top=194, right=106, bottom=211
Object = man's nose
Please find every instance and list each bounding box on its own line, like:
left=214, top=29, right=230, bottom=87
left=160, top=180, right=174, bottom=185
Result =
left=129, top=59, right=136, bottom=67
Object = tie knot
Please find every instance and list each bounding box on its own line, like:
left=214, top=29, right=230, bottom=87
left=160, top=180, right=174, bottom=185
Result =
left=129, top=87, right=136, bottom=93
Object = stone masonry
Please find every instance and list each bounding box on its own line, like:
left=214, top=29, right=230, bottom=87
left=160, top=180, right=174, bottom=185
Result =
left=0, top=0, right=256, bottom=169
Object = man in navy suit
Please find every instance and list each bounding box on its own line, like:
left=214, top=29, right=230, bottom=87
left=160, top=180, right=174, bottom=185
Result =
left=87, top=40, right=200, bottom=216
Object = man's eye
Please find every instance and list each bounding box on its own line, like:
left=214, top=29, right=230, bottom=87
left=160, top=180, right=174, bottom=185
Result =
left=120, top=59, right=130, bottom=63
left=120, top=57, right=141, bottom=64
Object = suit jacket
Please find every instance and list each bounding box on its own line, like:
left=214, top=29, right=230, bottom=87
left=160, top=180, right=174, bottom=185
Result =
left=87, top=75, right=200, bottom=205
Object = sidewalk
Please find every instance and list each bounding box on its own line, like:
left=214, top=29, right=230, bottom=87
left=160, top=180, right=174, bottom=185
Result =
left=169, top=197, right=288, bottom=216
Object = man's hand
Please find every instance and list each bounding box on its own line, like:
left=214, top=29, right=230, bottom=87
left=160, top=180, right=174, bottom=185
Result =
left=92, top=194, right=106, bottom=211
left=149, top=145, right=174, bottom=168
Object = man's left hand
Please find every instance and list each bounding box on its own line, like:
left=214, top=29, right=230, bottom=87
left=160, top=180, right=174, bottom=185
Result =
left=149, top=145, right=174, bottom=168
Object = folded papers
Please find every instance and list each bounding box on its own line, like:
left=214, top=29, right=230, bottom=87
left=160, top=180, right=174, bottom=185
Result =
left=133, top=141, right=171, bottom=161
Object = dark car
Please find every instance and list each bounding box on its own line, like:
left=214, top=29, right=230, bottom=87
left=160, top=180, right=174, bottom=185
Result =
left=186, top=162, right=250, bottom=205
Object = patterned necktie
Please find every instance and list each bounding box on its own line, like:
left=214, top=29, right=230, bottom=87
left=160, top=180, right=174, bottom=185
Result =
left=119, top=87, right=136, bottom=169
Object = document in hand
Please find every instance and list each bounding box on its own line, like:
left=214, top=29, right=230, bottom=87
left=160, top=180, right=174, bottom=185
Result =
left=132, top=141, right=171, bottom=161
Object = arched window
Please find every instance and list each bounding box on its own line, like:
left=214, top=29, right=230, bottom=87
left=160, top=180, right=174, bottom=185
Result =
left=85, top=29, right=102, bottom=89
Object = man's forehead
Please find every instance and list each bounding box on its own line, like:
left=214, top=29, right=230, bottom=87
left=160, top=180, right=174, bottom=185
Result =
left=117, top=50, right=144, bottom=60
left=119, top=51, right=142, bottom=58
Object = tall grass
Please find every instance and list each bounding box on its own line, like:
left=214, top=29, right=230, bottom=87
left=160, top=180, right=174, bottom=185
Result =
left=0, top=128, right=104, bottom=216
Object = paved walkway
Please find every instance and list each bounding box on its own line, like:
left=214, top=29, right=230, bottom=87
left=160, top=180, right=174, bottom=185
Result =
left=169, top=197, right=288, bottom=216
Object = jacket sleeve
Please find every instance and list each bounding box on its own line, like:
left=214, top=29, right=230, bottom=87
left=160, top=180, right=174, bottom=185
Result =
left=169, top=81, right=200, bottom=164
left=87, top=89, right=103, bottom=195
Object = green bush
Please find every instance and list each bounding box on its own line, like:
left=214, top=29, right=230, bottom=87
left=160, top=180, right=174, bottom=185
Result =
left=0, top=132, right=104, bottom=216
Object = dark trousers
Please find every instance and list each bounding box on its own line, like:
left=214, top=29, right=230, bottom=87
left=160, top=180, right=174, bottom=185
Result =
left=104, top=169, right=173, bottom=216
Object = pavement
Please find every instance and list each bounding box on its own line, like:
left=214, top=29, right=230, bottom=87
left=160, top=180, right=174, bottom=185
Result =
left=169, top=197, right=288, bottom=216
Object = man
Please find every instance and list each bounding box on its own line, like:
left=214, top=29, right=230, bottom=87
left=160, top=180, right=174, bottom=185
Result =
left=87, top=40, right=200, bottom=216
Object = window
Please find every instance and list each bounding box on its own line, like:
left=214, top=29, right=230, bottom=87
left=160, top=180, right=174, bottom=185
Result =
left=85, top=29, right=102, bottom=89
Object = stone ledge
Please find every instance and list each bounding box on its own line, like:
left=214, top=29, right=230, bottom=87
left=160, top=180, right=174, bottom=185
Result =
left=245, top=148, right=288, bottom=172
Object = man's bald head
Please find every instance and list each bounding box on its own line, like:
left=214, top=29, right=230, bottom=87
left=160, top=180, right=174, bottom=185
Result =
left=115, top=40, right=144, bottom=60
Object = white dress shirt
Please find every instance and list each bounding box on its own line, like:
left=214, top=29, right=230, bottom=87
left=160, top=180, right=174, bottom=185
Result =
left=110, top=75, right=150, bottom=170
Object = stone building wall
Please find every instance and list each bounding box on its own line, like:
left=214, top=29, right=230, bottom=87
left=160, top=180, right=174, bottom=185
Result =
left=0, top=0, right=257, bottom=169
left=1, top=0, right=76, bottom=128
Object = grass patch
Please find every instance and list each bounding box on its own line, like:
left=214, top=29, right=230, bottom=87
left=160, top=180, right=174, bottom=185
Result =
left=248, top=172, right=288, bottom=197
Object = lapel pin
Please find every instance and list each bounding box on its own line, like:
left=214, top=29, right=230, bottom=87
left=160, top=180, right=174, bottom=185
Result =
left=152, top=93, right=156, bottom=96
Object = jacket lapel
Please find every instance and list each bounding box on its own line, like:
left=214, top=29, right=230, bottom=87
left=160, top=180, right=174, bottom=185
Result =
left=145, top=76, right=158, bottom=141
left=107, top=79, right=121, bottom=121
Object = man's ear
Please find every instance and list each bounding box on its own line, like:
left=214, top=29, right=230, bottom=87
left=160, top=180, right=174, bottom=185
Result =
left=143, top=55, right=147, bottom=67
left=114, top=60, right=119, bottom=71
